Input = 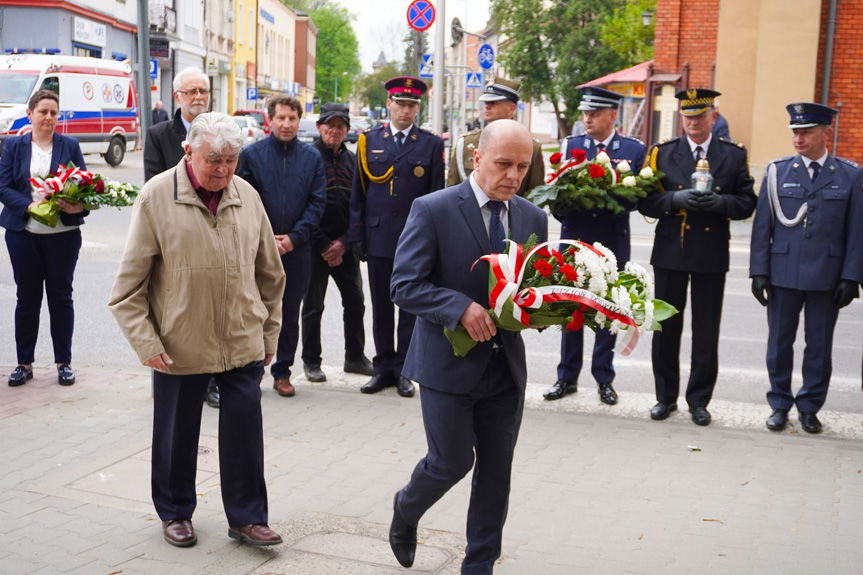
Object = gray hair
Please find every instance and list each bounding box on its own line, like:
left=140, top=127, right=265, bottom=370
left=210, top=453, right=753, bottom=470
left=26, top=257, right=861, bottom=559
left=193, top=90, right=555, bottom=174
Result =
left=173, top=67, right=208, bottom=92
left=186, top=113, right=244, bottom=155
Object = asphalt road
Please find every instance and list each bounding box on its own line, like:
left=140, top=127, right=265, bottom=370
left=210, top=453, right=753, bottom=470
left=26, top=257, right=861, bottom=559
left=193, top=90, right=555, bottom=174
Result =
left=1, top=149, right=861, bottom=416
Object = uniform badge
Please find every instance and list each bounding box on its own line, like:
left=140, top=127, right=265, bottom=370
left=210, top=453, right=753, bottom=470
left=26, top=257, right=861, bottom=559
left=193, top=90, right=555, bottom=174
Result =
left=467, top=143, right=476, bottom=151
left=411, top=133, right=417, bottom=140
left=687, top=88, right=697, bottom=100
left=371, top=149, right=384, bottom=153
left=414, top=166, right=425, bottom=177
left=613, top=140, right=620, bottom=150
left=792, top=163, right=799, bottom=168
left=794, top=104, right=804, bottom=114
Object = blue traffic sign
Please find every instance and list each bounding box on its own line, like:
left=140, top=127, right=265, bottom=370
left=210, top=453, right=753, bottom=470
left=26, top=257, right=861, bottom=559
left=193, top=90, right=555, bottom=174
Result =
left=247, top=87, right=258, bottom=101
left=466, top=72, right=482, bottom=88
left=149, top=59, right=158, bottom=80
left=478, top=44, right=495, bottom=70
left=419, top=53, right=434, bottom=78
left=407, top=0, right=435, bottom=32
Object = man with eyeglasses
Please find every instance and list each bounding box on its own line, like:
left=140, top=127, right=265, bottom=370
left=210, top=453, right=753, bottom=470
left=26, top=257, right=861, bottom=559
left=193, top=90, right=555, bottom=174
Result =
left=349, top=76, right=445, bottom=398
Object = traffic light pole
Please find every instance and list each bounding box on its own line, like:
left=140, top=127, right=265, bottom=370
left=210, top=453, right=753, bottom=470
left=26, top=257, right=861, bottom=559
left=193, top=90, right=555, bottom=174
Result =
left=431, top=2, right=445, bottom=136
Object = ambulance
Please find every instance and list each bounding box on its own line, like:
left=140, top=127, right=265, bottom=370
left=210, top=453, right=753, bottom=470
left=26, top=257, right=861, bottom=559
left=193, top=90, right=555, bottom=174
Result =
left=0, top=54, right=139, bottom=166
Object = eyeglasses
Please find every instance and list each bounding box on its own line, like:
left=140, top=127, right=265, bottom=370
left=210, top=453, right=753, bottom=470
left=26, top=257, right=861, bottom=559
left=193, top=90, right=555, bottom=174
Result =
left=177, top=88, right=210, bottom=96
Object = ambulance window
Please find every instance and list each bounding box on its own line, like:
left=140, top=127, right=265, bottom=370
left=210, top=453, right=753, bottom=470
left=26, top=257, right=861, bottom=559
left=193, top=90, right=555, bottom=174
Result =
left=39, top=76, right=60, bottom=96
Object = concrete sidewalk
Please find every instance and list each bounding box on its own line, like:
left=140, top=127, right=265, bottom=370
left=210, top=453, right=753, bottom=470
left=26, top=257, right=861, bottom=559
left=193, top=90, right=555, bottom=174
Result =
left=1, top=365, right=861, bottom=575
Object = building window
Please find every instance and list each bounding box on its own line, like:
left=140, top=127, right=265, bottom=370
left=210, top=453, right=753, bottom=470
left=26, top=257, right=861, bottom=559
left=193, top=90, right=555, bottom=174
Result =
left=72, top=43, right=101, bottom=58
left=238, top=2, right=244, bottom=45
left=249, top=9, right=254, bottom=49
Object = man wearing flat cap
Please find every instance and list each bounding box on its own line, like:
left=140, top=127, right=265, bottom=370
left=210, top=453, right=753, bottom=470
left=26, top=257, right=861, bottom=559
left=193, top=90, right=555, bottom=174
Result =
left=447, top=76, right=544, bottom=195
left=349, top=76, right=445, bottom=398
left=301, top=103, right=374, bottom=385
left=638, top=88, right=756, bottom=427
left=750, top=103, right=863, bottom=434
left=544, top=86, right=646, bottom=406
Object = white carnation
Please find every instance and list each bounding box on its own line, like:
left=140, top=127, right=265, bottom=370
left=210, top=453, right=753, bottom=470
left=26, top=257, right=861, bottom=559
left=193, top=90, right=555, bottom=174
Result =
left=639, top=166, right=654, bottom=178
left=622, top=175, right=637, bottom=188
left=595, top=151, right=612, bottom=166
left=617, top=160, right=631, bottom=173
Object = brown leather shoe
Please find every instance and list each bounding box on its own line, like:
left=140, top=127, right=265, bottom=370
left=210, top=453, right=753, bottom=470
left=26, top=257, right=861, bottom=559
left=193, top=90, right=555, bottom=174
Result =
left=228, top=523, right=283, bottom=546
left=162, top=519, right=197, bottom=547
left=273, top=378, right=295, bottom=397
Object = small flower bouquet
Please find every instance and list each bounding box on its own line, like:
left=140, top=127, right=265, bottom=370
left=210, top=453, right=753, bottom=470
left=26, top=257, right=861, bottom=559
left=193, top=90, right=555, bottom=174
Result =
left=444, top=235, right=677, bottom=357
left=28, top=162, right=139, bottom=227
left=526, top=149, right=663, bottom=217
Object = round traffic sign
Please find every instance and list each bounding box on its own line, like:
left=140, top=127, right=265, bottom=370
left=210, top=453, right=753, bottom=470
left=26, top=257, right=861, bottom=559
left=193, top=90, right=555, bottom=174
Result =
left=478, top=43, right=495, bottom=70
left=407, top=0, right=435, bottom=32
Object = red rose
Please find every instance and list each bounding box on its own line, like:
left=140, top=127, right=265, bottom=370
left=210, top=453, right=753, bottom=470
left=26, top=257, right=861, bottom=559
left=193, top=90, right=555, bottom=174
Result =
left=566, top=311, right=585, bottom=332
left=570, top=149, right=588, bottom=163
left=549, top=152, right=562, bottom=165
left=552, top=249, right=564, bottom=265
left=94, top=180, right=105, bottom=194
left=566, top=246, right=577, bottom=255
left=560, top=264, right=579, bottom=282
left=536, top=246, right=551, bottom=258
left=534, top=259, right=554, bottom=278
left=588, top=164, right=606, bottom=178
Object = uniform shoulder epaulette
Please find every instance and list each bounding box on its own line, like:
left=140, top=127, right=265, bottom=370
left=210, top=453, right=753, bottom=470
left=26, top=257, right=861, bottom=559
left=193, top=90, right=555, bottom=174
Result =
left=654, top=137, right=678, bottom=147
left=835, top=156, right=859, bottom=168
left=570, top=133, right=587, bottom=139
left=620, top=134, right=645, bottom=145
left=717, top=136, right=745, bottom=148
left=417, top=126, right=438, bottom=136
left=772, top=155, right=794, bottom=164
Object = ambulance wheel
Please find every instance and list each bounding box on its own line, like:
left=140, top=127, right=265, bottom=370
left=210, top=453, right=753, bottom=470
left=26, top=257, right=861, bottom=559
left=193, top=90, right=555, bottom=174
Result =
left=105, top=136, right=126, bottom=166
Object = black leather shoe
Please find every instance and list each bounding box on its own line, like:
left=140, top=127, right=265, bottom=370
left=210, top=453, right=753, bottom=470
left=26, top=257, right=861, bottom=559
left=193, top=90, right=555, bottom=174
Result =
left=396, top=376, right=415, bottom=398
left=650, top=402, right=677, bottom=420
left=162, top=519, right=197, bottom=547
left=57, top=364, right=75, bottom=386
left=8, top=365, right=33, bottom=387
left=205, top=386, right=220, bottom=408
left=389, top=492, right=416, bottom=568
left=689, top=406, right=711, bottom=426
left=799, top=411, right=823, bottom=434
left=344, top=356, right=374, bottom=376
left=543, top=379, right=577, bottom=400
left=360, top=373, right=394, bottom=394
left=598, top=382, right=618, bottom=405
left=766, top=409, right=788, bottom=431
left=303, top=363, right=326, bottom=382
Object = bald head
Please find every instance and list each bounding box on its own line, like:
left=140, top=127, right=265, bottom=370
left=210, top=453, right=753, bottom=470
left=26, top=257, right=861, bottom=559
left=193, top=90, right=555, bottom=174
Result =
left=474, top=119, right=534, bottom=201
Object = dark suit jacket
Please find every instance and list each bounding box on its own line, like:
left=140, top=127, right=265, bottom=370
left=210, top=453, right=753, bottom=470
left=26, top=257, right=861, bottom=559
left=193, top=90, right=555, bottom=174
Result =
left=750, top=154, right=863, bottom=291
left=349, top=124, right=445, bottom=258
left=391, top=181, right=548, bottom=394
left=638, top=136, right=755, bottom=273
left=144, top=109, right=186, bottom=181
left=0, top=132, right=88, bottom=231
left=152, top=107, right=169, bottom=124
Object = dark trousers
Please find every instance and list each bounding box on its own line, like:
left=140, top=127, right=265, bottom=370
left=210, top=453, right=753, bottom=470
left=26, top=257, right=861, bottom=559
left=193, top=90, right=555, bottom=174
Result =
left=271, top=247, right=311, bottom=380
left=367, top=255, right=415, bottom=377
left=652, top=267, right=726, bottom=408
left=399, top=357, right=523, bottom=575
left=301, top=247, right=366, bottom=365
left=557, top=328, right=616, bottom=384
left=766, top=286, right=838, bottom=413
left=5, top=228, right=81, bottom=365
left=152, top=361, right=268, bottom=527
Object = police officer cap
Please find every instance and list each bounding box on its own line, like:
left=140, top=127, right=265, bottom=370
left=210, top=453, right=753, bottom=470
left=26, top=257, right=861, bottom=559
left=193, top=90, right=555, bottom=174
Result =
left=577, top=86, right=623, bottom=111
left=786, top=102, right=837, bottom=129
left=317, top=102, right=350, bottom=127
left=675, top=88, right=721, bottom=116
left=478, top=76, right=521, bottom=103
left=385, top=76, right=427, bottom=102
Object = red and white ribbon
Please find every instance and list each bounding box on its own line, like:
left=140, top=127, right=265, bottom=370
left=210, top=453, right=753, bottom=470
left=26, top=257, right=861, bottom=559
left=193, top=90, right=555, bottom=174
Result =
left=29, top=164, right=92, bottom=198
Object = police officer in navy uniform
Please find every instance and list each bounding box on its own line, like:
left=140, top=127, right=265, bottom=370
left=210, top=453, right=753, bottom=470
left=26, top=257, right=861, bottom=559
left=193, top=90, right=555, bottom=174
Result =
left=349, top=76, right=445, bottom=397
left=750, top=103, right=863, bottom=434
left=543, top=86, right=646, bottom=405
left=638, top=88, right=756, bottom=426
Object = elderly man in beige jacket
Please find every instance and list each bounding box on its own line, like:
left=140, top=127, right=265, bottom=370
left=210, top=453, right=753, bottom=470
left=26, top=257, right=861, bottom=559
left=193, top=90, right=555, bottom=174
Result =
left=109, top=113, right=286, bottom=549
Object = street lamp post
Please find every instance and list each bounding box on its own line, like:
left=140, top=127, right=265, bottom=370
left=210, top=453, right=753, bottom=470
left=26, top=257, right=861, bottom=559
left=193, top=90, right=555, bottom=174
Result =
left=335, top=71, right=348, bottom=103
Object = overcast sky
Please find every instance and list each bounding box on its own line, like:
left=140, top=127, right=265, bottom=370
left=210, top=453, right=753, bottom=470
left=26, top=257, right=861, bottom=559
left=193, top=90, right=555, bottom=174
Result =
left=336, top=0, right=492, bottom=71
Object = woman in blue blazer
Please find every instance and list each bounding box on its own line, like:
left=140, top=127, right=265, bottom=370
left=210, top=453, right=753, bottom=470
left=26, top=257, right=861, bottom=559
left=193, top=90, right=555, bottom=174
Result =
left=0, top=90, right=88, bottom=387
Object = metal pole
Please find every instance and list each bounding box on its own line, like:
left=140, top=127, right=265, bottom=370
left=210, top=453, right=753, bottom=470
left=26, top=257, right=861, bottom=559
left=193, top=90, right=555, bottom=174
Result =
left=335, top=75, right=339, bottom=103
left=136, top=0, right=152, bottom=147
left=431, top=1, right=445, bottom=135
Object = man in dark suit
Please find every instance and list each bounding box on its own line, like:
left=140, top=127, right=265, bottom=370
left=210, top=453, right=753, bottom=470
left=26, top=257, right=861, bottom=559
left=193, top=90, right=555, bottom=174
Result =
left=387, top=119, right=548, bottom=574
left=349, top=76, right=445, bottom=398
left=544, top=86, right=646, bottom=405
left=750, top=103, right=863, bottom=433
left=151, top=100, right=169, bottom=124
left=638, top=88, right=756, bottom=426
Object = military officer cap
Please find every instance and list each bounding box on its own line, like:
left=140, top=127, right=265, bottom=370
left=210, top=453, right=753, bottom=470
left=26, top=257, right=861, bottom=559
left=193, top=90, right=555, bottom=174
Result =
left=577, top=86, right=624, bottom=111
left=385, top=76, right=427, bottom=102
left=786, top=102, right=838, bottom=129
left=675, top=88, right=721, bottom=116
left=478, top=76, right=521, bottom=103
left=317, top=102, right=350, bottom=126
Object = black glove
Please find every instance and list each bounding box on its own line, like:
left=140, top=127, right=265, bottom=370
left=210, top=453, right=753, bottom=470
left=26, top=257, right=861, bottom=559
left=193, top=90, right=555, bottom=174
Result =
left=350, top=242, right=366, bottom=262
left=670, top=189, right=701, bottom=211
left=833, top=280, right=859, bottom=309
left=698, top=191, right=727, bottom=214
left=751, top=275, right=770, bottom=307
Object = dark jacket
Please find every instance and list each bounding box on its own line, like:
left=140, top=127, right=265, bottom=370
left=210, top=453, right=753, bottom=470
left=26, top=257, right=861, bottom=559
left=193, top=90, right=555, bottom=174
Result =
left=152, top=107, right=169, bottom=124
left=238, top=134, right=327, bottom=249
left=311, top=138, right=355, bottom=253
left=144, top=109, right=186, bottom=181
left=0, top=132, right=88, bottom=231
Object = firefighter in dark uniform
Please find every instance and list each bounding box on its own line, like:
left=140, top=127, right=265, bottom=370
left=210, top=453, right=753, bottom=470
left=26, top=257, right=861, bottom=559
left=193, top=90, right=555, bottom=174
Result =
left=349, top=76, right=445, bottom=397
left=543, top=86, right=647, bottom=405
left=638, top=88, right=756, bottom=426
left=750, top=103, right=863, bottom=433
left=447, top=76, right=545, bottom=196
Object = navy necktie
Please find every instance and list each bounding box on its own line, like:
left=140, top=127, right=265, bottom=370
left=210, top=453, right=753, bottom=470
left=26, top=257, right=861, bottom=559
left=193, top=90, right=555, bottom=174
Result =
left=810, top=161, right=820, bottom=182
left=395, top=132, right=404, bottom=150
left=695, top=146, right=704, bottom=161
left=487, top=201, right=506, bottom=254
left=596, top=143, right=605, bottom=153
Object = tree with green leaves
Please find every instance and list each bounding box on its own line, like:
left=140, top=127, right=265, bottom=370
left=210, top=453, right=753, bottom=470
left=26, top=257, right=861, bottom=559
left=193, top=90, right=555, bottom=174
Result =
left=309, top=4, right=362, bottom=107
left=599, top=0, right=656, bottom=65
left=491, top=0, right=628, bottom=135
left=357, top=62, right=402, bottom=114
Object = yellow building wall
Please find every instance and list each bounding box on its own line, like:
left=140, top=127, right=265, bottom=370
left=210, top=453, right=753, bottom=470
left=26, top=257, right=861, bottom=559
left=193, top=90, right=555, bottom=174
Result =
left=230, top=0, right=258, bottom=113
